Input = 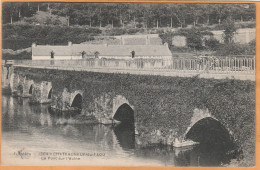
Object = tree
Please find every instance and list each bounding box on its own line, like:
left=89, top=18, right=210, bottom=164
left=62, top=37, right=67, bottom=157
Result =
left=213, top=4, right=229, bottom=25
left=188, top=4, right=204, bottom=26
left=200, top=4, right=214, bottom=25
left=128, top=4, right=141, bottom=28
left=85, top=6, right=96, bottom=27
left=150, top=4, right=165, bottom=28
left=116, top=4, right=129, bottom=28
left=2, top=3, right=19, bottom=24
left=222, top=17, right=237, bottom=44
left=173, top=4, right=188, bottom=28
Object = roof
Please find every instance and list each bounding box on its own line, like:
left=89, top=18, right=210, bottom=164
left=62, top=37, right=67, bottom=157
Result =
left=32, top=44, right=172, bottom=57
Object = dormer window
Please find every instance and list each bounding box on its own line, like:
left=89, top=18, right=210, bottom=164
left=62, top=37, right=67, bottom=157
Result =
left=50, top=51, right=55, bottom=59
left=94, top=51, right=100, bottom=58
left=81, top=51, right=86, bottom=59
left=131, top=50, right=135, bottom=58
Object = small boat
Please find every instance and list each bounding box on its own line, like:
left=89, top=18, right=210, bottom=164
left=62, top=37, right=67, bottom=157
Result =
left=173, top=139, right=199, bottom=148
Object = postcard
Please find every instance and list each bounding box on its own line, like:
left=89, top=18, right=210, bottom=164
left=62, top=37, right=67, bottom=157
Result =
left=1, top=1, right=256, bottom=167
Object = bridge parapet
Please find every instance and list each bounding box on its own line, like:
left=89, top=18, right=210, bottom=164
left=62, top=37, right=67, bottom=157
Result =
left=13, top=57, right=255, bottom=81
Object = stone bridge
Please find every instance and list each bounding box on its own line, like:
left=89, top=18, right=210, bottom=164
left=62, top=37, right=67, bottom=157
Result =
left=2, top=66, right=255, bottom=155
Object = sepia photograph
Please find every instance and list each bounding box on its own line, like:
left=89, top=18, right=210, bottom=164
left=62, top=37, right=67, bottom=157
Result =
left=1, top=2, right=256, bottom=167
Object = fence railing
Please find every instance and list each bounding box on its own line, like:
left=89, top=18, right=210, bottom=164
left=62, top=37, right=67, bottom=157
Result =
left=12, top=57, right=255, bottom=74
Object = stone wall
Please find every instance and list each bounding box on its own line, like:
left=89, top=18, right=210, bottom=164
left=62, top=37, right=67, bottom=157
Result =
left=8, top=67, right=255, bottom=157
left=172, top=36, right=187, bottom=47
left=211, top=28, right=255, bottom=44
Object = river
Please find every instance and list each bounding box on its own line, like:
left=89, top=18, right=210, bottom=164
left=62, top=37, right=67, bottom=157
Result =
left=2, top=94, right=234, bottom=166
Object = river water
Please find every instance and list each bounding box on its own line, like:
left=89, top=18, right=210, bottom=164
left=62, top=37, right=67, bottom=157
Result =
left=2, top=94, right=234, bottom=166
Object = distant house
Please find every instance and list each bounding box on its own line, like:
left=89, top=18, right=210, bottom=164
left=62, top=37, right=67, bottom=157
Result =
left=31, top=42, right=172, bottom=60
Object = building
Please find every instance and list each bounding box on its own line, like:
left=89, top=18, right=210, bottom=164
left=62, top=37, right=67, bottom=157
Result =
left=31, top=42, right=172, bottom=60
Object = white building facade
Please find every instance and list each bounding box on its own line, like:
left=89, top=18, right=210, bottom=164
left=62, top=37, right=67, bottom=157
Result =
left=31, top=42, right=172, bottom=60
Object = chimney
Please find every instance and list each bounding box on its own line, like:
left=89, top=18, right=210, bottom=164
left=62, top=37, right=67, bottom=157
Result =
left=121, top=36, right=125, bottom=45
left=32, top=43, right=36, bottom=48
left=68, top=41, right=72, bottom=46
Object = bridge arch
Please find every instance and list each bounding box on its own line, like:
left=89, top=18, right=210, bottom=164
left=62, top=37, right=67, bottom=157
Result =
left=70, top=91, right=83, bottom=110
left=113, top=103, right=134, bottom=124
left=112, top=95, right=134, bottom=119
left=184, top=116, right=236, bottom=152
left=29, top=83, right=34, bottom=94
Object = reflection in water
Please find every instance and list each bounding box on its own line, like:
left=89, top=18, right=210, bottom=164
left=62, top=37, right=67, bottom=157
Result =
left=114, top=123, right=135, bottom=150
left=17, top=97, right=23, bottom=105
left=2, top=95, right=236, bottom=166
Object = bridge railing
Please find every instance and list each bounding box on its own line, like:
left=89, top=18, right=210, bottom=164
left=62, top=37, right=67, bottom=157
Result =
left=13, top=57, right=255, bottom=74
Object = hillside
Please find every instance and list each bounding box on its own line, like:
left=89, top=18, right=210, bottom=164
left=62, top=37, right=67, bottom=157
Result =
left=22, top=11, right=68, bottom=26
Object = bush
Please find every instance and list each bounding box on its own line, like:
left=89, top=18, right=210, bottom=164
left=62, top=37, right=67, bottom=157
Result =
left=2, top=51, right=31, bottom=60
left=126, top=28, right=139, bottom=35
left=160, top=28, right=206, bottom=50
left=105, top=28, right=127, bottom=36
left=215, top=41, right=256, bottom=56
left=2, top=24, right=99, bottom=49
left=204, top=37, right=221, bottom=51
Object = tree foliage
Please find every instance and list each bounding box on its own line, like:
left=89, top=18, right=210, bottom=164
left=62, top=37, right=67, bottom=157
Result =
left=215, top=40, right=256, bottom=56
left=2, top=3, right=256, bottom=28
left=159, top=28, right=213, bottom=50
left=223, top=17, right=237, bottom=44
left=2, top=24, right=100, bottom=50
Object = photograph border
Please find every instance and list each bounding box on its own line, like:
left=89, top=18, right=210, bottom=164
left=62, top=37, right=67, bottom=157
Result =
left=0, top=0, right=259, bottom=169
